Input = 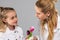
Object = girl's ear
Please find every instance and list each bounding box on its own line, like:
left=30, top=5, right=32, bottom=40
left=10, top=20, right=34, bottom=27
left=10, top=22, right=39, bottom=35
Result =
left=46, top=11, right=50, bottom=17
left=2, top=18, right=7, bottom=23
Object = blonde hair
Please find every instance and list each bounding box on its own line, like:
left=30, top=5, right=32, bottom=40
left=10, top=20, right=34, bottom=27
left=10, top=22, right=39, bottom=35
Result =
left=35, top=0, right=58, bottom=40
left=0, top=7, right=6, bottom=32
left=1, top=7, right=15, bottom=19
left=0, top=7, right=15, bottom=32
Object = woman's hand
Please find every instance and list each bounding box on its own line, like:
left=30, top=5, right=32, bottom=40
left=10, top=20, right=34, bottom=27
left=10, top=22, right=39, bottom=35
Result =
left=25, top=36, right=38, bottom=40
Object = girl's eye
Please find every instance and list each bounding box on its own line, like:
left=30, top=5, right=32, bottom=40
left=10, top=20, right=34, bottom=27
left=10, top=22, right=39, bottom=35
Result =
left=15, top=15, right=17, bottom=18
left=11, top=15, right=17, bottom=20
left=11, top=17, right=14, bottom=20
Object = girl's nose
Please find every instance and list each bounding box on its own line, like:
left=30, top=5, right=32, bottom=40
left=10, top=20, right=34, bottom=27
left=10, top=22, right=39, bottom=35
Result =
left=14, top=18, right=18, bottom=21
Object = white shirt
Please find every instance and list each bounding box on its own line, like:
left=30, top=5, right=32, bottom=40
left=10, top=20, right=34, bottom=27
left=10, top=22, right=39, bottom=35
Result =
left=40, top=15, right=60, bottom=40
left=0, top=26, right=23, bottom=40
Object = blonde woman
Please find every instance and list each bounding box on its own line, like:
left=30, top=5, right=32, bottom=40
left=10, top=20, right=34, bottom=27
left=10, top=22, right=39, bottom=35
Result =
left=35, top=0, right=60, bottom=40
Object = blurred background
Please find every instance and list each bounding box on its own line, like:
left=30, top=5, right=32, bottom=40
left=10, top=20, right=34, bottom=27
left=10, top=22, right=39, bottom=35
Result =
left=0, top=0, right=60, bottom=37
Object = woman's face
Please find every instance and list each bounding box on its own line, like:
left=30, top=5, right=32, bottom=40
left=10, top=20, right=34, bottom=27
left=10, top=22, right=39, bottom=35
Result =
left=35, top=6, right=49, bottom=21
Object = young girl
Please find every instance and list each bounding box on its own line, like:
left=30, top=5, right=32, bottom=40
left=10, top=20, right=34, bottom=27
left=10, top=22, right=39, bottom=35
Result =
left=35, top=0, right=60, bottom=40
left=0, top=7, right=23, bottom=40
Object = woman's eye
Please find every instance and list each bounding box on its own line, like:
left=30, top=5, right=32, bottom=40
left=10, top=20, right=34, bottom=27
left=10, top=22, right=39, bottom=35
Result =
left=37, top=13, right=40, bottom=15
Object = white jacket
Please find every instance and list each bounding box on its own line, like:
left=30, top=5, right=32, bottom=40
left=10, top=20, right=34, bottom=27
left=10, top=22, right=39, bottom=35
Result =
left=0, top=26, right=23, bottom=40
left=40, top=15, right=60, bottom=40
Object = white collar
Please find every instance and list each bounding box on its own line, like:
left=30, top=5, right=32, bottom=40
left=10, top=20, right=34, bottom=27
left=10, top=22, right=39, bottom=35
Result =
left=5, top=26, right=16, bottom=34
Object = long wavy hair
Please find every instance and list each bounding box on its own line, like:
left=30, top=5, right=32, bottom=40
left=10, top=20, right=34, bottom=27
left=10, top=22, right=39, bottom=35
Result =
left=35, top=0, right=58, bottom=40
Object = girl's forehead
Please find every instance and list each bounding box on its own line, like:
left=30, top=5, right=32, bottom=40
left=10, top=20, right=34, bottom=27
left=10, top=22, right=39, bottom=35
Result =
left=6, top=11, right=16, bottom=17
left=6, top=10, right=16, bottom=13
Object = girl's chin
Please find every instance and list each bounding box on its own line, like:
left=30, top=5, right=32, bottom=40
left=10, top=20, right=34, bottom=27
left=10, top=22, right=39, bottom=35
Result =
left=11, top=24, right=17, bottom=26
left=13, top=24, right=17, bottom=26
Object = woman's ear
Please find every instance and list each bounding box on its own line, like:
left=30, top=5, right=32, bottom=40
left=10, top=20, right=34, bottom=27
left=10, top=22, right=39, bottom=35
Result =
left=46, top=11, right=50, bottom=17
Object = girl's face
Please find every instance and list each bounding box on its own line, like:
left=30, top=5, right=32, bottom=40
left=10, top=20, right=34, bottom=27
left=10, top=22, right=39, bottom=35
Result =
left=35, top=6, right=50, bottom=21
left=4, top=10, right=18, bottom=26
